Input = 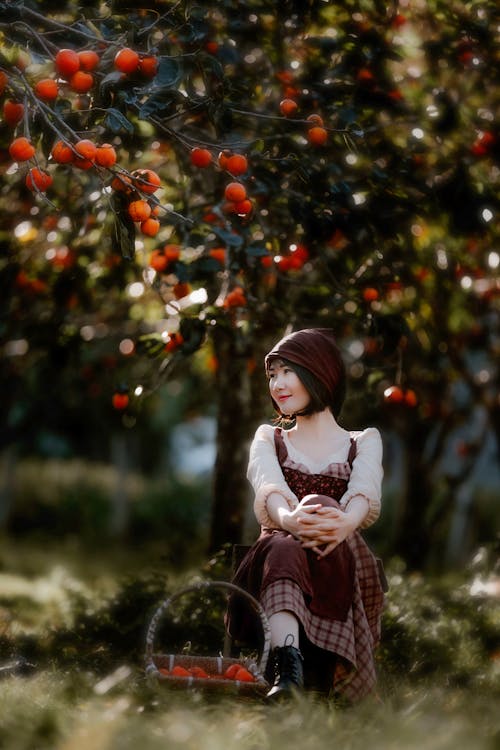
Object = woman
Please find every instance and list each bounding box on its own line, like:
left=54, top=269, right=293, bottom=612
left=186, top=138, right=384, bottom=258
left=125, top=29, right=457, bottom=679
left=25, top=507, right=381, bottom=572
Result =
left=230, top=328, right=385, bottom=702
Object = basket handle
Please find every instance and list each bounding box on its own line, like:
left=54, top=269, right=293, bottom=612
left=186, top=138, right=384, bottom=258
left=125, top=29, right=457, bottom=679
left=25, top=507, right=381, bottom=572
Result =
left=145, top=580, right=271, bottom=677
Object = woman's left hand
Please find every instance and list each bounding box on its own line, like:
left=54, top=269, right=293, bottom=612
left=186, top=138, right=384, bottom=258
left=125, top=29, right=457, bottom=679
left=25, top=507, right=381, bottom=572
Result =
left=298, top=505, right=357, bottom=558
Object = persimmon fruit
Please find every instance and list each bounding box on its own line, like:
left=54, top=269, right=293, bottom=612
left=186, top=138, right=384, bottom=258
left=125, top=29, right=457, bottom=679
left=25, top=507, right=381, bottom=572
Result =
left=383, top=385, right=404, bottom=403
left=74, top=139, right=96, bottom=161
left=34, top=78, right=58, bottom=101
left=25, top=168, right=53, bottom=192
left=170, top=665, right=190, bottom=677
left=112, top=393, right=129, bottom=410
left=190, top=147, right=212, bottom=168
left=128, top=199, right=151, bottom=222
left=114, top=47, right=140, bottom=74
left=55, top=48, right=80, bottom=79
left=9, top=137, right=35, bottom=162
left=224, top=182, right=247, bottom=202
left=139, top=55, right=158, bottom=77
left=69, top=71, right=94, bottom=93
left=51, top=140, right=74, bottom=164
left=280, top=98, right=298, bottom=116
left=3, top=100, right=25, bottom=126
left=78, top=50, right=100, bottom=71
left=95, top=143, right=117, bottom=167
left=131, top=168, right=161, bottom=194
left=307, top=126, right=328, bottom=145
left=140, top=217, right=160, bottom=237
left=226, top=154, right=248, bottom=176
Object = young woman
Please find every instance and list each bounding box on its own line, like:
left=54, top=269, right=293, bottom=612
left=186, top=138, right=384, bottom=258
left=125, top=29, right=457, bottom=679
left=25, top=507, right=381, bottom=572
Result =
left=229, top=328, right=385, bottom=702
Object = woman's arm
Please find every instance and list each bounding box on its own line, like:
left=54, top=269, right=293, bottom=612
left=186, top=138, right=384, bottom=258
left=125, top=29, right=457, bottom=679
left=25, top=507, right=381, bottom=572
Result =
left=247, top=424, right=299, bottom=527
left=338, top=427, right=383, bottom=528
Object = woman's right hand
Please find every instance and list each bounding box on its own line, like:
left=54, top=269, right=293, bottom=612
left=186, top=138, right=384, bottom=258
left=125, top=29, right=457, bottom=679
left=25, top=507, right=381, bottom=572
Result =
left=280, top=503, right=323, bottom=537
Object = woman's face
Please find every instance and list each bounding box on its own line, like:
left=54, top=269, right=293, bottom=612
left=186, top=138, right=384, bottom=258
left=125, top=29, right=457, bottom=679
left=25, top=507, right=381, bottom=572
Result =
left=267, top=358, right=311, bottom=415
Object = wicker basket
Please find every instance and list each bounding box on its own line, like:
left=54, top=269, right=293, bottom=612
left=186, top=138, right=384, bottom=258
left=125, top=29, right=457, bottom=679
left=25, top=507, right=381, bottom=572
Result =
left=145, top=580, right=271, bottom=696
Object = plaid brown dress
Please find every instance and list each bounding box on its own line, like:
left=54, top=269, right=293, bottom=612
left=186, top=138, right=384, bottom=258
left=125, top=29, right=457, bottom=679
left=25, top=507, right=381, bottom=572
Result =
left=231, top=428, right=385, bottom=701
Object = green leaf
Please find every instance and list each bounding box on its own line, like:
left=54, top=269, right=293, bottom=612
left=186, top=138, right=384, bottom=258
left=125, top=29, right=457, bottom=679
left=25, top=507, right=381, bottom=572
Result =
left=136, top=334, right=166, bottom=358
left=212, top=228, right=243, bottom=247
left=105, top=107, right=135, bottom=135
left=155, top=57, right=182, bottom=87
left=110, top=198, right=136, bottom=260
left=246, top=245, right=268, bottom=257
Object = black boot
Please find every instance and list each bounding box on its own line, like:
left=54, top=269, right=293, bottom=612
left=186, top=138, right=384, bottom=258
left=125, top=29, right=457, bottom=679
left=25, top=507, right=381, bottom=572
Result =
left=266, top=644, right=304, bottom=701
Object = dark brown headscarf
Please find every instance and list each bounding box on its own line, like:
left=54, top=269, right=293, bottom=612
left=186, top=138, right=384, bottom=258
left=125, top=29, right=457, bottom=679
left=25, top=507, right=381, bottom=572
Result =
left=265, top=328, right=346, bottom=416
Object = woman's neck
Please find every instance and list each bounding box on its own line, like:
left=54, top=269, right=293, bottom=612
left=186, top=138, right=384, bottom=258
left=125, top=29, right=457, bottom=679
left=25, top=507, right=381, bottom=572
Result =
left=292, top=409, right=346, bottom=440
left=286, top=410, right=347, bottom=462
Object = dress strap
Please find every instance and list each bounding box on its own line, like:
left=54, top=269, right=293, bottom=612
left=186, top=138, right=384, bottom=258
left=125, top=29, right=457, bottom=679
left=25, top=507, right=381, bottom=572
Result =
left=273, top=427, right=288, bottom=465
left=347, top=437, right=357, bottom=467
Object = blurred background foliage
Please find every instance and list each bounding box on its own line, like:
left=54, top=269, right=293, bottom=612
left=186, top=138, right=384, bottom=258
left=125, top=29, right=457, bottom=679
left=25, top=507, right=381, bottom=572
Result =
left=0, top=0, right=498, bottom=572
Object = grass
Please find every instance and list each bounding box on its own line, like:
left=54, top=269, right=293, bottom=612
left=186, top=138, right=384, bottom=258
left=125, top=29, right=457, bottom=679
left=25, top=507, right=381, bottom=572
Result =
left=0, top=536, right=499, bottom=750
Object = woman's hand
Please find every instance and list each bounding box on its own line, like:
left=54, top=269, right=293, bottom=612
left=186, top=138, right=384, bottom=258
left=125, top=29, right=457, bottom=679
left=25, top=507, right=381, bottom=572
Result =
left=294, top=493, right=369, bottom=558
left=279, top=502, right=324, bottom=538
left=298, top=505, right=357, bottom=557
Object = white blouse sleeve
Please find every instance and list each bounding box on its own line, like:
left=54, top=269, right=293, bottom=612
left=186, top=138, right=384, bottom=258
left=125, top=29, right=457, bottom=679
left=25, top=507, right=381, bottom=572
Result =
left=247, top=424, right=299, bottom=528
left=339, top=427, right=383, bottom=528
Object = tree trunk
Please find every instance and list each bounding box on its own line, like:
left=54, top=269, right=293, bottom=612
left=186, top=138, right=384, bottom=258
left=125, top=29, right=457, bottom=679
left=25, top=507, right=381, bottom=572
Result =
left=209, top=323, right=278, bottom=551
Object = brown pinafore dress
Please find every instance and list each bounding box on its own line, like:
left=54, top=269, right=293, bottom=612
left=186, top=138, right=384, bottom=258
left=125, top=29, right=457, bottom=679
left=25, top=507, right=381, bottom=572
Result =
left=230, top=428, right=385, bottom=701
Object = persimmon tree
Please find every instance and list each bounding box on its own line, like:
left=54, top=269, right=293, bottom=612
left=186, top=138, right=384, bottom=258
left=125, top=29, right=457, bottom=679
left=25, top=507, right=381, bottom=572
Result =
left=0, top=0, right=498, bottom=560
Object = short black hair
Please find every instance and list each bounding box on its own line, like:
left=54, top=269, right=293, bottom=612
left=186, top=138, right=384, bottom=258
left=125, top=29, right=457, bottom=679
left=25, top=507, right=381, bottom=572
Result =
left=269, top=356, right=346, bottom=421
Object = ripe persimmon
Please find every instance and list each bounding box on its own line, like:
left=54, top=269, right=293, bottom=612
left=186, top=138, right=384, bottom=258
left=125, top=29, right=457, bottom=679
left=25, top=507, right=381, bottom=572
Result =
left=362, top=287, right=379, bottom=302
left=69, top=71, right=94, bottom=93
left=112, top=392, right=129, bottom=410
left=34, top=78, right=58, bottom=101
left=140, top=217, right=160, bottom=236
left=383, top=385, right=404, bottom=403
left=114, top=47, right=140, bottom=74
left=224, top=286, right=246, bottom=307
left=306, top=113, right=324, bottom=126
left=74, top=139, right=97, bottom=161
left=51, top=140, right=74, bottom=164
left=131, top=168, right=161, bottom=194
left=190, top=147, right=212, bottom=168
left=25, top=168, right=53, bottom=192
left=9, top=137, right=35, bottom=162
left=78, top=50, right=99, bottom=71
left=208, top=247, right=226, bottom=264
left=218, top=150, right=231, bottom=170
left=224, top=664, right=240, bottom=679
left=224, top=182, right=246, bottom=202
left=163, top=244, right=181, bottom=262
left=164, top=332, right=184, bottom=353
left=234, top=198, right=252, bottom=215
left=3, top=100, right=25, bottom=126
left=111, top=173, right=133, bottom=192
left=128, top=199, right=151, bottom=222
left=170, top=665, right=190, bottom=677
left=226, top=154, right=248, bottom=176
left=55, top=48, right=80, bottom=79
left=149, top=249, right=168, bottom=272
left=189, top=666, right=209, bottom=679
left=404, top=389, right=418, bottom=407
left=139, top=55, right=158, bottom=78
left=307, top=126, right=328, bottom=146
left=234, top=667, right=255, bottom=682
left=95, top=143, right=117, bottom=167
left=280, top=98, right=298, bottom=116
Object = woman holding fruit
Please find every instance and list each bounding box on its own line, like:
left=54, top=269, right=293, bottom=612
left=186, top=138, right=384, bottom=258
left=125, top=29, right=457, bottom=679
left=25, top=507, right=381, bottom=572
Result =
left=229, top=328, right=385, bottom=702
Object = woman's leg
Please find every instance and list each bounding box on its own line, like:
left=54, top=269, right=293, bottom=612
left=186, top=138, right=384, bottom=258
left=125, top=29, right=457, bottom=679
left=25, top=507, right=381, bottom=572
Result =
left=268, top=610, right=299, bottom=648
